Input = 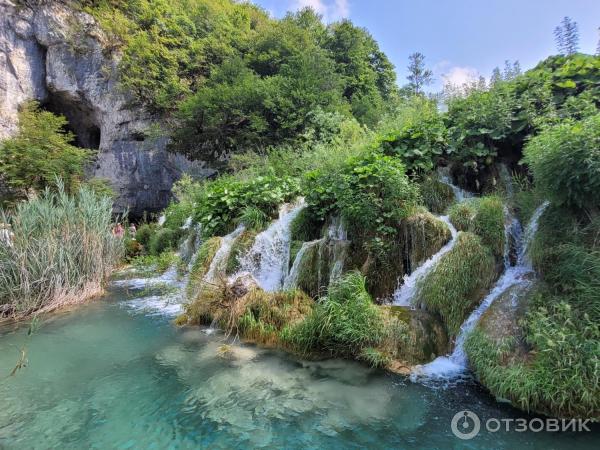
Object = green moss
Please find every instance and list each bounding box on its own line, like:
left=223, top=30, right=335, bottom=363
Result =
left=448, top=196, right=505, bottom=260
left=290, top=207, right=322, bottom=242
left=403, top=211, right=452, bottom=270
left=186, top=237, right=222, bottom=299
left=416, top=232, right=497, bottom=336
left=289, top=240, right=304, bottom=269
left=419, top=177, right=455, bottom=213
left=225, top=230, right=256, bottom=275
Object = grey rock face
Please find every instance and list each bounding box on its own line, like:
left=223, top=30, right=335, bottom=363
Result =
left=0, top=0, right=211, bottom=217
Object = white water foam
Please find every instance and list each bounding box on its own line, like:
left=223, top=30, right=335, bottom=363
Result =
left=411, top=201, right=550, bottom=381
left=236, top=201, right=306, bottom=292
left=204, top=225, right=245, bottom=282
left=393, top=216, right=458, bottom=307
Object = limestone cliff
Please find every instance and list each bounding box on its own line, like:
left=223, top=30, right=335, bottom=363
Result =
left=0, top=0, right=211, bottom=216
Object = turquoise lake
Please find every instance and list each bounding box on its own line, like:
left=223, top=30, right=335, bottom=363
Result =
left=0, top=284, right=598, bottom=449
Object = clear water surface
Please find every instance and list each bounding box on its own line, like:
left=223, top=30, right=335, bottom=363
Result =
left=0, top=284, right=598, bottom=449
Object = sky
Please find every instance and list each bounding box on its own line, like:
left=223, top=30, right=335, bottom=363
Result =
left=251, top=0, right=600, bottom=91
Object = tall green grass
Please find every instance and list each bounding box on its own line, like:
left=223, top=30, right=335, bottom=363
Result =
left=0, top=185, right=122, bottom=317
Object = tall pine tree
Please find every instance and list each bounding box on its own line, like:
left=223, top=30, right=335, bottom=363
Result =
left=406, top=52, right=433, bottom=95
left=554, top=17, right=579, bottom=55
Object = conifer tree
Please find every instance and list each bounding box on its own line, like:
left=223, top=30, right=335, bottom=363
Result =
left=406, top=52, right=433, bottom=95
left=554, top=17, right=579, bottom=55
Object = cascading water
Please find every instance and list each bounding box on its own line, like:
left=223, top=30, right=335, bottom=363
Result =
left=235, top=201, right=306, bottom=292
left=393, top=216, right=458, bottom=307
left=437, top=167, right=473, bottom=202
left=204, top=225, right=246, bottom=282
left=412, top=201, right=550, bottom=380
left=283, top=239, right=322, bottom=289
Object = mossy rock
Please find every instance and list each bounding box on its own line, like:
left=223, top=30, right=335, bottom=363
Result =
left=290, top=208, right=322, bottom=242
left=380, top=306, right=449, bottom=365
left=415, top=232, right=498, bottom=337
left=448, top=196, right=505, bottom=261
left=186, top=237, right=221, bottom=300
left=420, top=177, right=456, bottom=213
left=289, top=240, right=304, bottom=270
left=225, top=230, right=257, bottom=275
left=403, top=211, right=452, bottom=271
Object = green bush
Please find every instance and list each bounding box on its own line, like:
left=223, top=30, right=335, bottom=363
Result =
left=0, top=101, right=93, bottom=206
left=376, top=97, right=447, bottom=174
left=148, top=228, right=179, bottom=256
left=466, top=301, right=599, bottom=419
left=305, top=151, right=420, bottom=244
left=416, top=232, right=497, bottom=336
left=236, top=206, right=269, bottom=231
left=523, top=113, right=600, bottom=213
left=283, top=271, right=385, bottom=357
left=135, top=223, right=156, bottom=247
left=131, top=251, right=180, bottom=274
left=193, top=175, right=299, bottom=237
left=448, top=197, right=505, bottom=259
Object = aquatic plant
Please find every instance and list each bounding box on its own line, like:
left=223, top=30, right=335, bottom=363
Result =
left=0, top=184, right=122, bottom=317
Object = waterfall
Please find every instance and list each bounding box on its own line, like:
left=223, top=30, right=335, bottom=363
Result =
left=204, top=225, right=245, bottom=282
left=412, top=201, right=550, bottom=380
left=393, top=216, right=458, bottom=307
left=235, top=201, right=306, bottom=292
left=283, top=239, right=323, bottom=289
left=437, top=167, right=473, bottom=202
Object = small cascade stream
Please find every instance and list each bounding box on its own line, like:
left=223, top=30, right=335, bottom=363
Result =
left=412, top=201, right=550, bottom=380
left=393, top=216, right=459, bottom=307
left=235, top=201, right=306, bottom=292
left=437, top=167, right=473, bottom=202
left=204, top=225, right=246, bottom=282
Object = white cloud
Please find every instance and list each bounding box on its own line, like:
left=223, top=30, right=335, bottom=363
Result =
left=441, top=66, right=480, bottom=87
left=292, top=0, right=349, bottom=21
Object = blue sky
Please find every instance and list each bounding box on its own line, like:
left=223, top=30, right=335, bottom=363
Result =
left=251, top=0, right=600, bottom=91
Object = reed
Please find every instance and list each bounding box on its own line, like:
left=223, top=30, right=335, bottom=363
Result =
left=0, top=183, right=122, bottom=318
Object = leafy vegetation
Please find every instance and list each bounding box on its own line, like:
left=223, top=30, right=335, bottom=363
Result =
left=523, top=113, right=600, bottom=213
left=0, top=102, right=93, bottom=207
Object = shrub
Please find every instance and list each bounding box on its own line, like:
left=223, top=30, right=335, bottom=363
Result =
left=236, top=206, right=269, bottom=231
left=0, top=184, right=122, bottom=317
left=0, top=101, right=93, bottom=206
left=283, top=271, right=385, bottom=357
left=148, top=228, right=179, bottom=256
left=449, top=197, right=505, bottom=259
left=135, top=223, right=156, bottom=247
left=193, top=175, right=299, bottom=237
left=466, top=301, right=599, bottom=419
left=416, top=232, right=497, bottom=336
left=375, top=96, right=447, bottom=174
left=523, top=113, right=600, bottom=213
left=419, top=177, right=455, bottom=214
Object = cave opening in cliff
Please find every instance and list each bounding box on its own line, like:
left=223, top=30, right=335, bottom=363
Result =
left=43, top=91, right=101, bottom=150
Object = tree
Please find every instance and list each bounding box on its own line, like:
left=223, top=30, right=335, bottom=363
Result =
left=503, top=60, right=521, bottom=80
left=596, top=27, right=600, bottom=56
left=490, top=67, right=502, bottom=86
left=554, top=17, right=579, bottom=55
left=0, top=101, right=92, bottom=206
left=406, top=52, right=433, bottom=95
